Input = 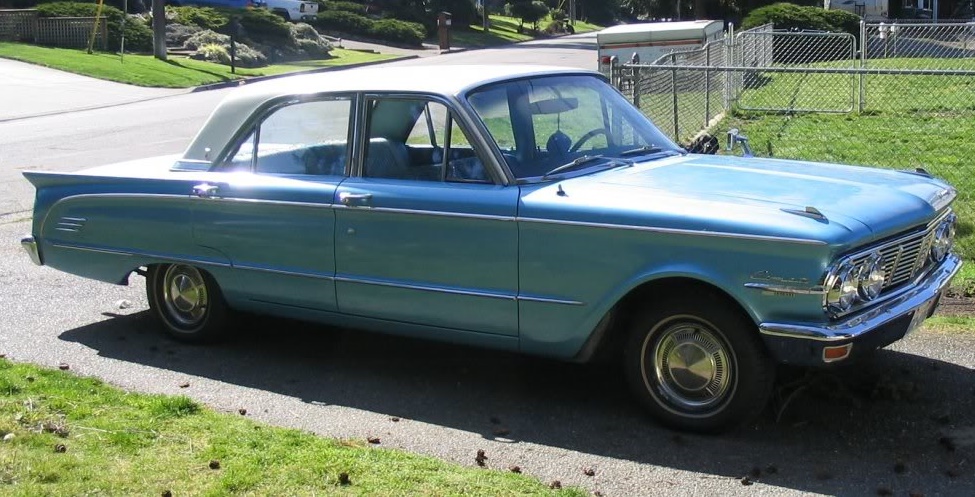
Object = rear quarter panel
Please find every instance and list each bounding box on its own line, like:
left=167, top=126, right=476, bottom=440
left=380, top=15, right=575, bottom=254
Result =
left=28, top=171, right=227, bottom=284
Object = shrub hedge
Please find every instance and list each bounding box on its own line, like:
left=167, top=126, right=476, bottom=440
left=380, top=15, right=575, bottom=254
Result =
left=235, top=6, right=292, bottom=43
left=313, top=10, right=372, bottom=34
left=312, top=10, right=424, bottom=46
left=742, top=2, right=860, bottom=37
left=169, top=6, right=228, bottom=32
left=743, top=3, right=861, bottom=63
left=37, top=0, right=146, bottom=14
left=320, top=1, right=367, bottom=15
left=36, top=2, right=152, bottom=51
left=369, top=18, right=424, bottom=46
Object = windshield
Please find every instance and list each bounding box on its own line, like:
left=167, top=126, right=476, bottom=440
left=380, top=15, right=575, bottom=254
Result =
left=466, top=74, right=683, bottom=181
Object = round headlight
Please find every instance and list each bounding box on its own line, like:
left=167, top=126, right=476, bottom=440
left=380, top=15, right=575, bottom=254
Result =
left=931, top=215, right=957, bottom=262
left=826, top=264, right=858, bottom=314
left=857, top=253, right=885, bottom=301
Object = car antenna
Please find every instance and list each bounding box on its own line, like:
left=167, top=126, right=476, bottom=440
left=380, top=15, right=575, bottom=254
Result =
left=557, top=184, right=567, bottom=196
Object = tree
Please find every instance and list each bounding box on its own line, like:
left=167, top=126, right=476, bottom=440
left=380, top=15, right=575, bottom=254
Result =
left=509, top=0, right=549, bottom=32
left=152, top=0, right=165, bottom=60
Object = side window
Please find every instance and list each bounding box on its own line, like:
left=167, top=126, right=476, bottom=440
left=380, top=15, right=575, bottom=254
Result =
left=445, top=118, right=488, bottom=183
left=364, top=98, right=489, bottom=183
left=468, top=87, right=516, bottom=150
left=468, top=87, right=521, bottom=176
left=225, top=98, right=352, bottom=176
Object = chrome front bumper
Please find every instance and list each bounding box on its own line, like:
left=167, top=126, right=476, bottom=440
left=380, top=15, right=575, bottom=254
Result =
left=21, top=235, right=42, bottom=265
left=760, top=253, right=961, bottom=343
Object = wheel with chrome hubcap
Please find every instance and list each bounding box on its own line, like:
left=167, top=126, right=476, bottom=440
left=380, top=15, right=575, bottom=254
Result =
left=147, top=264, right=230, bottom=343
left=624, top=296, right=774, bottom=433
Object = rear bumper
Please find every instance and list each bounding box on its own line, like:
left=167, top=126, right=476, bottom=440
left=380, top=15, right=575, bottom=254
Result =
left=759, top=253, right=961, bottom=366
left=21, top=235, right=42, bottom=265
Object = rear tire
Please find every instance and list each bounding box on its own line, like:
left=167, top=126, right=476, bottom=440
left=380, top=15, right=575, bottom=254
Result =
left=623, top=295, right=774, bottom=433
left=146, top=264, right=230, bottom=343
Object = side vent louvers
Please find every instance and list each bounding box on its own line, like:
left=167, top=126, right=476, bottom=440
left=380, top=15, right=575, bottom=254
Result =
left=55, top=217, right=87, bottom=233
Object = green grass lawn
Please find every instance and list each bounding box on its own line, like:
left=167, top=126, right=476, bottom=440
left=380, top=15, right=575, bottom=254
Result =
left=555, top=18, right=603, bottom=34
left=0, top=42, right=396, bottom=87
left=925, top=314, right=975, bottom=333
left=452, top=15, right=535, bottom=48
left=0, top=358, right=583, bottom=496
left=452, top=14, right=602, bottom=48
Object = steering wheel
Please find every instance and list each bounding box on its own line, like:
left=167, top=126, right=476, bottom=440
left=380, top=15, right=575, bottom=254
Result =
left=569, top=128, right=609, bottom=153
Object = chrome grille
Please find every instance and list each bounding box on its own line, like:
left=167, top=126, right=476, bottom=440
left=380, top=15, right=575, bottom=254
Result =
left=850, top=220, right=940, bottom=292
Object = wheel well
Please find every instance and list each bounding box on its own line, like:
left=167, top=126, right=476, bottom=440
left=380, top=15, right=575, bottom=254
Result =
left=580, top=277, right=753, bottom=363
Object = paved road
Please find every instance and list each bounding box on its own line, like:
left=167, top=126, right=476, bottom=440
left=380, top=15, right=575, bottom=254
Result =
left=4, top=33, right=975, bottom=495
left=0, top=58, right=186, bottom=122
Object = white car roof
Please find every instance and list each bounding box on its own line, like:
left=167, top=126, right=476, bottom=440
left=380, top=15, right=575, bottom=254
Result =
left=183, top=64, right=595, bottom=162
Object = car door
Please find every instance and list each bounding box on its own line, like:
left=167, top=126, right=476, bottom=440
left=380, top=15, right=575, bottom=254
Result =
left=191, top=95, right=354, bottom=312
left=333, top=95, right=520, bottom=336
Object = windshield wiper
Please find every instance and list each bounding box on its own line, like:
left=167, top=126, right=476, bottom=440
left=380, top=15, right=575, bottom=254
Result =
left=618, top=145, right=664, bottom=158
left=541, top=154, right=607, bottom=179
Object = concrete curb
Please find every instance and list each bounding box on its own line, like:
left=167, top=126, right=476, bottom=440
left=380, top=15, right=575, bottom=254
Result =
left=190, top=54, right=420, bottom=93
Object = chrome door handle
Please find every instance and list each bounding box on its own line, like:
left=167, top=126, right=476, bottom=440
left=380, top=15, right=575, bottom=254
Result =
left=339, top=192, right=373, bottom=207
left=192, top=183, right=220, bottom=199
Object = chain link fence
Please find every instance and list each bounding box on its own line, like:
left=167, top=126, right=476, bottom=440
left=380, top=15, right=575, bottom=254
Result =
left=623, top=39, right=728, bottom=144
left=613, top=22, right=975, bottom=255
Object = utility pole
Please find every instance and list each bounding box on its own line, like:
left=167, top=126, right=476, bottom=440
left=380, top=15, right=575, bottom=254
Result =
left=152, top=0, right=166, bottom=60
left=480, top=0, right=488, bottom=32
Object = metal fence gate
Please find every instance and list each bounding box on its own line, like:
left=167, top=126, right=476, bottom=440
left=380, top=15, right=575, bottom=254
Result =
left=733, top=31, right=857, bottom=113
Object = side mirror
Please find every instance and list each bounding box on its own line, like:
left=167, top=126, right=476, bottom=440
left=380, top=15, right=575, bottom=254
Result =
left=726, top=128, right=754, bottom=158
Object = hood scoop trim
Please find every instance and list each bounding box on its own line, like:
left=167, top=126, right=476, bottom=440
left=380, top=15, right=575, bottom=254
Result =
left=782, top=206, right=828, bottom=223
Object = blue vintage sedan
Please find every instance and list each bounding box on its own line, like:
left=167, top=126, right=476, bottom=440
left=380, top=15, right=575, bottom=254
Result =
left=20, top=65, right=960, bottom=432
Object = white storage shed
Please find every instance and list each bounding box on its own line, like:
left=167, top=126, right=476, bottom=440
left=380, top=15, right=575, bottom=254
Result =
left=597, top=20, right=724, bottom=67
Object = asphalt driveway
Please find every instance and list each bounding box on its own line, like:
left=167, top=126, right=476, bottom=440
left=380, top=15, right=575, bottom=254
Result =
left=2, top=216, right=975, bottom=496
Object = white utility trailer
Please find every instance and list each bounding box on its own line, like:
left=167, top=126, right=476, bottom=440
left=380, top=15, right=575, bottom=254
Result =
left=597, top=20, right=724, bottom=68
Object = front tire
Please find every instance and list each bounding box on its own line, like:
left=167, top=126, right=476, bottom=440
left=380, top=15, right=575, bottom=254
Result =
left=624, top=296, right=774, bottom=433
left=146, top=264, right=230, bottom=343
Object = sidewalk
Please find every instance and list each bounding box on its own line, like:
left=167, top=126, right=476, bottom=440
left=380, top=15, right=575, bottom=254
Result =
left=0, top=58, right=187, bottom=122
left=333, top=37, right=445, bottom=57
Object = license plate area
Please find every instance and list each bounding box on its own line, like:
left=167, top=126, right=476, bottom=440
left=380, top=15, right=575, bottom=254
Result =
left=905, top=292, right=941, bottom=337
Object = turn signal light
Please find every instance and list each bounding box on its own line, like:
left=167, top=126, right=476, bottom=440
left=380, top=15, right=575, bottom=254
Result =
left=822, top=344, right=853, bottom=363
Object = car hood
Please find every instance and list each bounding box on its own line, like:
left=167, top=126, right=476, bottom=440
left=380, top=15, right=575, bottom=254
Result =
left=521, top=154, right=955, bottom=247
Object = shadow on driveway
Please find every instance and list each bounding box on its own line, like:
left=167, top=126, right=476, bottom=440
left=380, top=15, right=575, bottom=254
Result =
left=61, top=312, right=975, bottom=495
